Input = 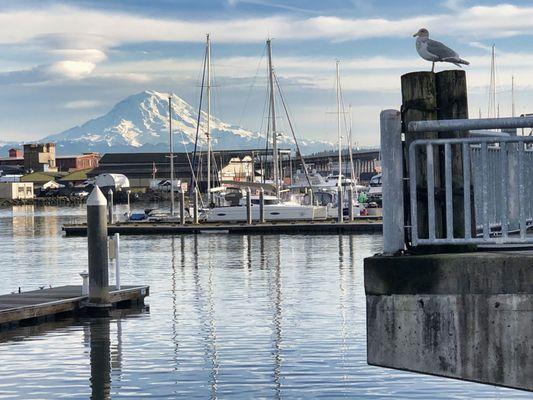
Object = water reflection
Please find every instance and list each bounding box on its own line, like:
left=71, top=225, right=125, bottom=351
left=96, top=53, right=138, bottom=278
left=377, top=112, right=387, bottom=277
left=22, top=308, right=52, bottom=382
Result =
left=0, top=205, right=527, bottom=399
left=89, top=318, right=111, bottom=400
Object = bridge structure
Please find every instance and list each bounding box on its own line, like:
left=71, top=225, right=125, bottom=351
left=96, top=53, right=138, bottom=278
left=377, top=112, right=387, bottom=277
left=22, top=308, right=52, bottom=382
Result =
left=365, top=70, right=533, bottom=392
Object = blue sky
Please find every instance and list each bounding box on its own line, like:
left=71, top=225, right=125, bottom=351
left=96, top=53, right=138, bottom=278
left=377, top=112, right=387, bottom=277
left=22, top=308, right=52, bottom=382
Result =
left=0, top=0, right=532, bottom=147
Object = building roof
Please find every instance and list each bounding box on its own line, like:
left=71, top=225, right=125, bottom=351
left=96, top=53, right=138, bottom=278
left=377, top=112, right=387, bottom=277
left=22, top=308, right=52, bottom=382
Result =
left=20, top=171, right=68, bottom=183
left=58, top=168, right=93, bottom=182
left=89, top=150, right=280, bottom=179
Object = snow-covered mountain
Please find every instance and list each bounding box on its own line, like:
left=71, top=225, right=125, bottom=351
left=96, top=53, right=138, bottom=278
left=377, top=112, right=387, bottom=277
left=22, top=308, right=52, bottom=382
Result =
left=40, top=90, right=333, bottom=154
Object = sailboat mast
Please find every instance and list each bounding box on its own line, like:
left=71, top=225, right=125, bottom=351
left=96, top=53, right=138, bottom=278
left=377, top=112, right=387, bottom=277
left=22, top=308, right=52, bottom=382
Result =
left=206, top=34, right=212, bottom=201
left=169, top=95, right=175, bottom=216
left=348, top=104, right=356, bottom=188
left=267, top=39, right=279, bottom=194
left=512, top=75, right=515, bottom=118
left=336, top=60, right=342, bottom=188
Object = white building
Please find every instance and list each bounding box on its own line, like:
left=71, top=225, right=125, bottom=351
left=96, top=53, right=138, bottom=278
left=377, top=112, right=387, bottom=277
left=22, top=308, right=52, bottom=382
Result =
left=0, top=182, right=34, bottom=200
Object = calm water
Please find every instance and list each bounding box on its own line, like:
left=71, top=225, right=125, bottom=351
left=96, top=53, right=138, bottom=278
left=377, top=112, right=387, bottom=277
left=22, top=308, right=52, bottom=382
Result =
left=0, top=205, right=531, bottom=399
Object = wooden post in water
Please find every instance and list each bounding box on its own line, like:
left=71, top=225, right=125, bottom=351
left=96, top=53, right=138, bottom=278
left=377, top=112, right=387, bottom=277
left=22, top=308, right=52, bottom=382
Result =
left=401, top=72, right=441, bottom=239
left=86, top=186, right=110, bottom=313
left=435, top=70, right=473, bottom=238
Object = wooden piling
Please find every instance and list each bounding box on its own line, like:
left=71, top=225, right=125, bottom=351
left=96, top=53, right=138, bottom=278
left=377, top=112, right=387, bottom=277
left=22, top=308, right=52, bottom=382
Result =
left=401, top=71, right=441, bottom=239
left=435, top=70, right=474, bottom=238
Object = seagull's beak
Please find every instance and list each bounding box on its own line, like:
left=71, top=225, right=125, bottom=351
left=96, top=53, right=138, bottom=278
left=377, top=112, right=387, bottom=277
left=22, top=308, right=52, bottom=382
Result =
left=413, top=32, right=419, bottom=37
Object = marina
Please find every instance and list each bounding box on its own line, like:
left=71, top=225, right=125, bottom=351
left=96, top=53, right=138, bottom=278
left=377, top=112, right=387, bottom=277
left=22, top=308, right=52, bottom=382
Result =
left=1, top=0, right=533, bottom=397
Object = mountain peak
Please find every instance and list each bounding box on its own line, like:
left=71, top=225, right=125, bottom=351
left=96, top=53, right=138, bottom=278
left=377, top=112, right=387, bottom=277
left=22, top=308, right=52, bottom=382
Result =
left=39, top=91, right=333, bottom=154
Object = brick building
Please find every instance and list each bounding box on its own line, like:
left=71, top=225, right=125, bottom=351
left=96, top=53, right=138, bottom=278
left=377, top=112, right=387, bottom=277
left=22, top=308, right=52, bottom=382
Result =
left=56, top=153, right=99, bottom=172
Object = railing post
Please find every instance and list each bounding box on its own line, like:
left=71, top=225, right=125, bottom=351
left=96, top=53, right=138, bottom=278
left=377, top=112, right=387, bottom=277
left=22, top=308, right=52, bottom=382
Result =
left=259, top=187, right=265, bottom=223
left=381, top=110, right=405, bottom=254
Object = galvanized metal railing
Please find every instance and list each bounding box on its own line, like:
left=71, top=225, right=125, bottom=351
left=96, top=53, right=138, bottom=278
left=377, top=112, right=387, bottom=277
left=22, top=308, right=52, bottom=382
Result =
left=409, top=136, right=533, bottom=245
left=380, top=110, right=533, bottom=253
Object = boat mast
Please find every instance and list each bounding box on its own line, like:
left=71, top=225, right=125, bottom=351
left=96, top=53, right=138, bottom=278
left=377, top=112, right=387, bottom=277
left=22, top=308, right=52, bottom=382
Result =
left=488, top=45, right=496, bottom=118
left=169, top=95, right=175, bottom=216
left=336, top=60, right=342, bottom=188
left=206, top=34, right=212, bottom=202
left=267, top=39, right=279, bottom=195
left=511, top=75, right=515, bottom=118
left=348, top=104, right=356, bottom=189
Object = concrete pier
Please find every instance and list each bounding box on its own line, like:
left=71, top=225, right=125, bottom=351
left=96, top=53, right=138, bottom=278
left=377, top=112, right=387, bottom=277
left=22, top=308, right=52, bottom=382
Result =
left=364, top=251, right=533, bottom=391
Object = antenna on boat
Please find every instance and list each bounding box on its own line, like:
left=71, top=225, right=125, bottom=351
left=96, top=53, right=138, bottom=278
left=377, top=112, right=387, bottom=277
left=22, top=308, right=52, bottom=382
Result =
left=267, top=38, right=279, bottom=197
left=206, top=33, right=212, bottom=204
left=168, top=94, right=175, bottom=216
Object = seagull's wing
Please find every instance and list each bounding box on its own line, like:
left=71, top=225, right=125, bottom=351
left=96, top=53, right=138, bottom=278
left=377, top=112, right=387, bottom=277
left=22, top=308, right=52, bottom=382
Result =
left=426, top=39, right=459, bottom=60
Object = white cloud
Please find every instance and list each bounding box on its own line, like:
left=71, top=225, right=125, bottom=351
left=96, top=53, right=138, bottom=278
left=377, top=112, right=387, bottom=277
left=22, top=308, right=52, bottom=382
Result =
left=64, top=100, right=103, bottom=109
left=1, top=4, right=533, bottom=48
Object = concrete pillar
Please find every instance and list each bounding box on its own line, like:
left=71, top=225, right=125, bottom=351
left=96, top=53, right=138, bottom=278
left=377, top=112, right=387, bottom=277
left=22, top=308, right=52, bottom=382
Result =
left=259, top=187, right=265, bottom=223
left=246, top=187, right=252, bottom=224
left=179, top=188, right=185, bottom=225
left=107, top=189, right=114, bottom=224
left=381, top=110, right=405, bottom=254
left=87, top=186, right=110, bottom=310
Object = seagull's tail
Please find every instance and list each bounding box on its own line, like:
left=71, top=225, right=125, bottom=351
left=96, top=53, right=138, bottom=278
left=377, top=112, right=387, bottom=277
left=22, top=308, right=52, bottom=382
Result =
left=444, top=57, right=470, bottom=67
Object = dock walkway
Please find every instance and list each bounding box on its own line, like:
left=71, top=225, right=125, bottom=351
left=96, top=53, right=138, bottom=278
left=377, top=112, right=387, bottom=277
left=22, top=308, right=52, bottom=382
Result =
left=63, top=220, right=383, bottom=236
left=0, top=285, right=149, bottom=328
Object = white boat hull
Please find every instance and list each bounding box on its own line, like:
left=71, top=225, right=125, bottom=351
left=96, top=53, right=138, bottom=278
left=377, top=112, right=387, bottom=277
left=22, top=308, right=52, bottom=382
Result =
left=202, top=204, right=327, bottom=222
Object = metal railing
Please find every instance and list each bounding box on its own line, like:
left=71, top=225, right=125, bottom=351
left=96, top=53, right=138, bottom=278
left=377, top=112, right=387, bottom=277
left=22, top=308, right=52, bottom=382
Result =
left=380, top=110, right=533, bottom=253
left=409, top=136, right=533, bottom=246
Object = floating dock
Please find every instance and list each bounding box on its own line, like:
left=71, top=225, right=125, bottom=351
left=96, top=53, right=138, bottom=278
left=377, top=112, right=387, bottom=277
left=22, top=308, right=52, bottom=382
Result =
left=0, top=285, right=149, bottom=329
left=63, top=219, right=382, bottom=236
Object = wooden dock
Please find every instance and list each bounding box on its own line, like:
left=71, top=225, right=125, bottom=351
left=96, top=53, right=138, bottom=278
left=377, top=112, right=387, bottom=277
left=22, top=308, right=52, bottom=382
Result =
left=62, top=219, right=382, bottom=236
left=0, top=285, right=149, bottom=329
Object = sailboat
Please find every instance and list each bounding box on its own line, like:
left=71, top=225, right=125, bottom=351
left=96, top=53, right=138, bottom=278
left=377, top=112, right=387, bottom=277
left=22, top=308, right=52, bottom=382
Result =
left=312, top=61, right=361, bottom=219
left=201, top=39, right=327, bottom=222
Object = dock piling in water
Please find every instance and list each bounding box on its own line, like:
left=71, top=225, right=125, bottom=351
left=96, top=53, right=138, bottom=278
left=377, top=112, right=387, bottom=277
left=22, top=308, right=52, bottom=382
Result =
left=246, top=187, right=252, bottom=224
left=107, top=189, right=114, bottom=224
left=337, top=186, right=343, bottom=223
left=179, top=188, right=185, bottom=224
left=348, top=186, right=354, bottom=221
left=192, top=188, right=199, bottom=224
left=87, top=186, right=111, bottom=312
left=259, top=187, right=265, bottom=223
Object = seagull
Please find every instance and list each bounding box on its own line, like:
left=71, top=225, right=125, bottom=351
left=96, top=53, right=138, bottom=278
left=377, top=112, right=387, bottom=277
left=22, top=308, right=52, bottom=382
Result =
left=413, top=28, right=469, bottom=72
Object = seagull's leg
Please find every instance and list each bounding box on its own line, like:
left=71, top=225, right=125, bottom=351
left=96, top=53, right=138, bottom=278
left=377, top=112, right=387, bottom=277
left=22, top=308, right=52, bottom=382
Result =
left=431, top=62, right=435, bottom=73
